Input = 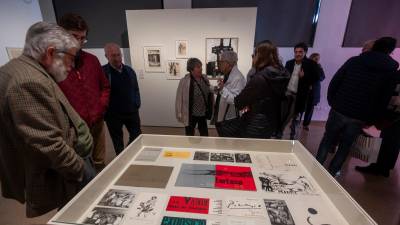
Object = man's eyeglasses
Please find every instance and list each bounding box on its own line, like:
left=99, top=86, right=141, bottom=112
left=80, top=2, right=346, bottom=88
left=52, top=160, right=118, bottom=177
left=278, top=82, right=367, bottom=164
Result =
left=55, top=50, right=78, bottom=68
left=56, top=50, right=77, bottom=59
left=72, top=34, right=88, bottom=44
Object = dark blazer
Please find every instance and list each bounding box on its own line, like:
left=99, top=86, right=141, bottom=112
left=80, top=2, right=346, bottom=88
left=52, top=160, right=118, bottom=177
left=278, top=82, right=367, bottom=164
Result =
left=285, top=57, right=319, bottom=113
left=328, top=51, right=399, bottom=123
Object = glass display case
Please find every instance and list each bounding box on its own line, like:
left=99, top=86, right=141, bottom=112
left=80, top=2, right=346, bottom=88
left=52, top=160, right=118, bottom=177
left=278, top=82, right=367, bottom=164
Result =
left=48, top=134, right=377, bottom=225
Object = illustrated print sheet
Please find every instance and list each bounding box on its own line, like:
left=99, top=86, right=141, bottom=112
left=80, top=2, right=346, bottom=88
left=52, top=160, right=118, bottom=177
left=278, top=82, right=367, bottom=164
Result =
left=258, top=171, right=319, bottom=195
left=126, top=192, right=167, bottom=224
left=77, top=147, right=348, bottom=225
left=253, top=153, right=299, bottom=171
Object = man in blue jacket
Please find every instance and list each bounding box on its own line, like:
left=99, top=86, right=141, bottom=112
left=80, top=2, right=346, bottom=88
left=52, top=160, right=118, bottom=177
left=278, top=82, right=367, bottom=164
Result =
left=103, top=43, right=141, bottom=155
left=316, top=37, right=399, bottom=177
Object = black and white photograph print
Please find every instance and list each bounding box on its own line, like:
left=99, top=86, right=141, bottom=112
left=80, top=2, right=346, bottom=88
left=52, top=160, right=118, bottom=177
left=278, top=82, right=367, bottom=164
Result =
left=235, top=153, right=252, bottom=163
left=205, top=38, right=238, bottom=76
left=175, top=40, right=188, bottom=58
left=83, top=207, right=125, bottom=225
left=148, top=50, right=160, bottom=67
left=98, top=189, right=135, bottom=208
left=166, top=60, right=183, bottom=79
left=143, top=46, right=164, bottom=73
left=210, top=152, right=235, bottom=162
left=193, top=151, right=210, bottom=161
left=264, top=199, right=295, bottom=225
left=259, top=172, right=317, bottom=195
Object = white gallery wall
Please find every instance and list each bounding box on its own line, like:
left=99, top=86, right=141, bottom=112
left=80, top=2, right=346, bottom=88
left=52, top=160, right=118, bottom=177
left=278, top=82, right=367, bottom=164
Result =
left=0, top=0, right=42, bottom=66
left=126, top=8, right=257, bottom=127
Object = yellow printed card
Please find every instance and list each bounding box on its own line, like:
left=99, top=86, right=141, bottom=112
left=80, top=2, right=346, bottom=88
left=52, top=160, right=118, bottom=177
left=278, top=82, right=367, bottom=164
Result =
left=163, top=151, right=191, bottom=159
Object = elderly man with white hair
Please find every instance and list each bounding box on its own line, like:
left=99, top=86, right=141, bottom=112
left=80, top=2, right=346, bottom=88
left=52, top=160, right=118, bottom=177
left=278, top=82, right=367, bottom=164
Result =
left=0, top=22, right=95, bottom=217
left=213, top=50, right=246, bottom=137
left=102, top=42, right=141, bottom=155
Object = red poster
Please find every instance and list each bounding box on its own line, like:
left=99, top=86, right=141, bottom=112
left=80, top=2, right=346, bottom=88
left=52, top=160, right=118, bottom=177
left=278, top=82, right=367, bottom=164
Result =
left=214, top=165, right=256, bottom=191
left=166, top=196, right=210, bottom=214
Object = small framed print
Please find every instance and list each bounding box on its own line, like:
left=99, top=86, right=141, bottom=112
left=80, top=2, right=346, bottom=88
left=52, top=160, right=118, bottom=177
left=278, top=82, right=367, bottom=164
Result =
left=166, top=60, right=185, bottom=80
left=175, top=40, right=188, bottom=58
left=143, top=46, right=164, bottom=73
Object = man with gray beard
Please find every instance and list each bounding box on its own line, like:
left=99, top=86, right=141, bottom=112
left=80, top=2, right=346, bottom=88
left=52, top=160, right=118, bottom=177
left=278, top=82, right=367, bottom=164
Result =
left=0, top=22, right=95, bottom=217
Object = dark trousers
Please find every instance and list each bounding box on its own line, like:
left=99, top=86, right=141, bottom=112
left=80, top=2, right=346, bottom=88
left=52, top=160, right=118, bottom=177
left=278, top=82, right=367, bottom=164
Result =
left=303, top=98, right=315, bottom=127
left=375, top=120, right=400, bottom=171
left=316, top=110, right=364, bottom=176
left=185, top=116, right=208, bottom=136
left=290, top=112, right=303, bottom=139
left=105, top=111, right=141, bottom=155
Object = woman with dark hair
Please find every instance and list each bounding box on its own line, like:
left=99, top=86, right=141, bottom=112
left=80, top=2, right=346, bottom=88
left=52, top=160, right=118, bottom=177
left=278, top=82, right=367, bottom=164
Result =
left=235, top=42, right=290, bottom=138
left=175, top=58, right=213, bottom=136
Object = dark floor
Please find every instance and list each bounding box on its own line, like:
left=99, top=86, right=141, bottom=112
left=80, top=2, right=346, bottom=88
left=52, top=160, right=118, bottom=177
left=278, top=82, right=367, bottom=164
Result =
left=0, top=123, right=399, bottom=225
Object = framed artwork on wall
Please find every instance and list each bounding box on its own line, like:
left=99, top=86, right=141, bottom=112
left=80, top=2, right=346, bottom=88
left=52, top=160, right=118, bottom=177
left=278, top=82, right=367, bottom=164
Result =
left=166, top=60, right=185, bottom=80
left=175, top=40, right=188, bottom=58
left=6, top=47, right=23, bottom=60
left=143, top=46, right=164, bottom=73
left=205, top=38, right=238, bottom=77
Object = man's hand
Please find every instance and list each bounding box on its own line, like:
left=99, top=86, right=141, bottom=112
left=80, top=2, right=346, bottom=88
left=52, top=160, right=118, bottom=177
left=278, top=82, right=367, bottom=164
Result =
left=240, top=106, right=250, bottom=114
left=217, top=78, right=224, bottom=90
left=299, top=68, right=305, bottom=78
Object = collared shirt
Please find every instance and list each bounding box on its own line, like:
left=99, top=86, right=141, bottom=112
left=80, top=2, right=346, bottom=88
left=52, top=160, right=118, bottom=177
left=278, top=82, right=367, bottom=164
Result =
left=287, top=63, right=301, bottom=93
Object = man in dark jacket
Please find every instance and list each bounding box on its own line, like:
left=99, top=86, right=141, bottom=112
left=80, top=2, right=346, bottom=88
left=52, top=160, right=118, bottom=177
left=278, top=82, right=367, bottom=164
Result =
left=102, top=43, right=141, bottom=155
left=316, top=37, right=399, bottom=177
left=284, top=42, right=319, bottom=139
left=355, top=70, right=400, bottom=177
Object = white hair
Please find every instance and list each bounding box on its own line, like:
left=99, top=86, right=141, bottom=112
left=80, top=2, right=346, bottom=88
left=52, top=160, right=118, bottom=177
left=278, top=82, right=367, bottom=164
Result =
left=220, top=50, right=238, bottom=66
left=23, top=21, right=79, bottom=60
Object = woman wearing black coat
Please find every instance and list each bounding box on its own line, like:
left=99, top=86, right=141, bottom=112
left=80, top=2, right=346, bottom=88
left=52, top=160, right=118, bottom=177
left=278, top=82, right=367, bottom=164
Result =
left=235, top=41, right=290, bottom=138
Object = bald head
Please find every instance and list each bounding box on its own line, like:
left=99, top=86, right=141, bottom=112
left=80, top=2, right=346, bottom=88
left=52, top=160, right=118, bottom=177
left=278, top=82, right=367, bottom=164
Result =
left=104, top=42, right=122, bottom=69
left=362, top=39, right=375, bottom=53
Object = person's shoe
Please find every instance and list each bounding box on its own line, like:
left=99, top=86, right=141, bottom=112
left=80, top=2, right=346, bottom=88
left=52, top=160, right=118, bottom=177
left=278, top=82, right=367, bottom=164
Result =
left=303, top=126, right=309, bottom=131
left=355, top=164, right=389, bottom=177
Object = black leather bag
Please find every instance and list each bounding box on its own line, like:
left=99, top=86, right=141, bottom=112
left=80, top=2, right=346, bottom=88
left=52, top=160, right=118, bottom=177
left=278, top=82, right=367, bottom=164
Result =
left=216, top=104, right=243, bottom=137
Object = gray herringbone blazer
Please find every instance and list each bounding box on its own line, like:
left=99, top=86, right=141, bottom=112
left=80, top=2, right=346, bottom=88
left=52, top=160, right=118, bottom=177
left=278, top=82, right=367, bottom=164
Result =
left=0, top=55, right=85, bottom=217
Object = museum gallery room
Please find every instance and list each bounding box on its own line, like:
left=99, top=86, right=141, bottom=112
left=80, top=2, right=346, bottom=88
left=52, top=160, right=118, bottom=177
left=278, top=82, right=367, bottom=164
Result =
left=0, top=0, right=400, bottom=225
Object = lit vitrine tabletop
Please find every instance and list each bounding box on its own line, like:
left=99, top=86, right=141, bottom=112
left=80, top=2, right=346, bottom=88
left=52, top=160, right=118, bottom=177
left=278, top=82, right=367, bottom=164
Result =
left=49, top=134, right=376, bottom=225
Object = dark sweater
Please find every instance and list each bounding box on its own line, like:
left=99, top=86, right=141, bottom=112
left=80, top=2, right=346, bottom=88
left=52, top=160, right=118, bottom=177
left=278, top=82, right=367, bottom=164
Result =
left=328, top=51, right=399, bottom=123
left=102, top=64, right=141, bottom=113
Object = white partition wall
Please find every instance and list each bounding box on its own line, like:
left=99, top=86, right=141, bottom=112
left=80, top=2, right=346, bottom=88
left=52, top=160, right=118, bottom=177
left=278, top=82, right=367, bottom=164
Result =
left=126, top=8, right=257, bottom=127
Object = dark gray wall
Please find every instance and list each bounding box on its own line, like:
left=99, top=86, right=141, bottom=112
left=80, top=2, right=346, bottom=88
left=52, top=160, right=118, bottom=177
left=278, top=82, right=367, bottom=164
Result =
left=193, top=0, right=321, bottom=47
left=53, top=0, right=163, bottom=48
left=254, top=0, right=320, bottom=47
left=192, top=0, right=257, bottom=8
left=343, top=0, right=400, bottom=47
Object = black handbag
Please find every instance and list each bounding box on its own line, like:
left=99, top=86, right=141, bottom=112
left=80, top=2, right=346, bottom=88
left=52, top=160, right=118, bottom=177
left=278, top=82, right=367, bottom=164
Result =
left=216, top=104, right=243, bottom=137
